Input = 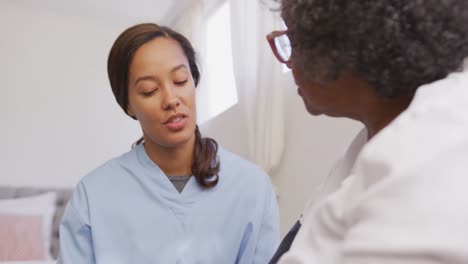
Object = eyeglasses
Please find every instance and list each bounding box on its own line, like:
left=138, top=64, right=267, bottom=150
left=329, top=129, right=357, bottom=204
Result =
left=266, top=30, right=292, bottom=64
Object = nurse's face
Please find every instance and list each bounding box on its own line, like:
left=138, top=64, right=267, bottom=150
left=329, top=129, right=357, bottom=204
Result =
left=127, top=37, right=197, bottom=148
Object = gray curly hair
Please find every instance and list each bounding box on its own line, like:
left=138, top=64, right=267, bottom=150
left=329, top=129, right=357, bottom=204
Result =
left=280, top=0, right=468, bottom=98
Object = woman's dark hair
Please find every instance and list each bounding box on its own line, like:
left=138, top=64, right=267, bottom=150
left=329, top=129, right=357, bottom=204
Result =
left=107, top=23, right=220, bottom=188
left=280, top=0, right=468, bottom=98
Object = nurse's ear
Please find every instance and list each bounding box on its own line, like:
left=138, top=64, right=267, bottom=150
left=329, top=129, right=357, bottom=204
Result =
left=127, top=104, right=137, bottom=120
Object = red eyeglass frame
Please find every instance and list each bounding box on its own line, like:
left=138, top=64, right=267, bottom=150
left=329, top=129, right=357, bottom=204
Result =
left=266, top=30, right=291, bottom=64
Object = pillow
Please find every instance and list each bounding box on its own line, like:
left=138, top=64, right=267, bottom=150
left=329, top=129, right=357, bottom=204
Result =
left=0, top=214, right=46, bottom=261
left=0, top=192, right=56, bottom=261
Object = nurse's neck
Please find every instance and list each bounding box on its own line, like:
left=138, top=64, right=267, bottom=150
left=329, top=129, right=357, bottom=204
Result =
left=143, top=135, right=195, bottom=177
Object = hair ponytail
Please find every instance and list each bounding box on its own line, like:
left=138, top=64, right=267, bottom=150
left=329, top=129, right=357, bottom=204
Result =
left=192, top=125, right=220, bottom=187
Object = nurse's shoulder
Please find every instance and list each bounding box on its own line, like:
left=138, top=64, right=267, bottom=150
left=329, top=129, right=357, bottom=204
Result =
left=69, top=147, right=142, bottom=210
left=65, top=147, right=138, bottom=213
left=79, top=147, right=138, bottom=187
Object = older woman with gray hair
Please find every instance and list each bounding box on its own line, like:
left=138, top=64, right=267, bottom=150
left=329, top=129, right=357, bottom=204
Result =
left=267, top=0, right=468, bottom=263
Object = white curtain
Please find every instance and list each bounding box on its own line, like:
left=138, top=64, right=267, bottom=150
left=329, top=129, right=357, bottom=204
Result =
left=229, top=0, right=285, bottom=174
left=173, top=0, right=286, bottom=174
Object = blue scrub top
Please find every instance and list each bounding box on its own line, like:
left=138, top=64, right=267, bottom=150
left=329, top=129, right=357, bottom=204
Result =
left=58, top=144, right=280, bottom=264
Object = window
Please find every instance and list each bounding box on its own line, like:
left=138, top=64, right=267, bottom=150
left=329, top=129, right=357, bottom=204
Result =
left=198, top=1, right=238, bottom=124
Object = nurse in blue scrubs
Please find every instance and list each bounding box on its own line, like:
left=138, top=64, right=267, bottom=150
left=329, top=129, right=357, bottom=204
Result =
left=58, top=23, right=279, bottom=264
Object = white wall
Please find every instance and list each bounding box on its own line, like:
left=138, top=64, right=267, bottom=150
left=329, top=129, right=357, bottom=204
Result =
left=1, top=3, right=142, bottom=187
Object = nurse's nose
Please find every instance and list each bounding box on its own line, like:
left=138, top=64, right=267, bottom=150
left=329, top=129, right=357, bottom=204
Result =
left=162, top=89, right=180, bottom=110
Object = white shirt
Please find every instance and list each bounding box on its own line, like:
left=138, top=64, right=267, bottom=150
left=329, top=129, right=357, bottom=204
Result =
left=279, top=64, right=468, bottom=264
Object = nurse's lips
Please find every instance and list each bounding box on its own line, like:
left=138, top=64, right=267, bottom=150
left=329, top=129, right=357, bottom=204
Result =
left=164, top=113, right=188, bottom=131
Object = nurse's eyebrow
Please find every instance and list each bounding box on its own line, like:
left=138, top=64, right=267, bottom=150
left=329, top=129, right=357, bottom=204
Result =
left=170, top=64, right=188, bottom=73
left=134, top=75, right=156, bottom=86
